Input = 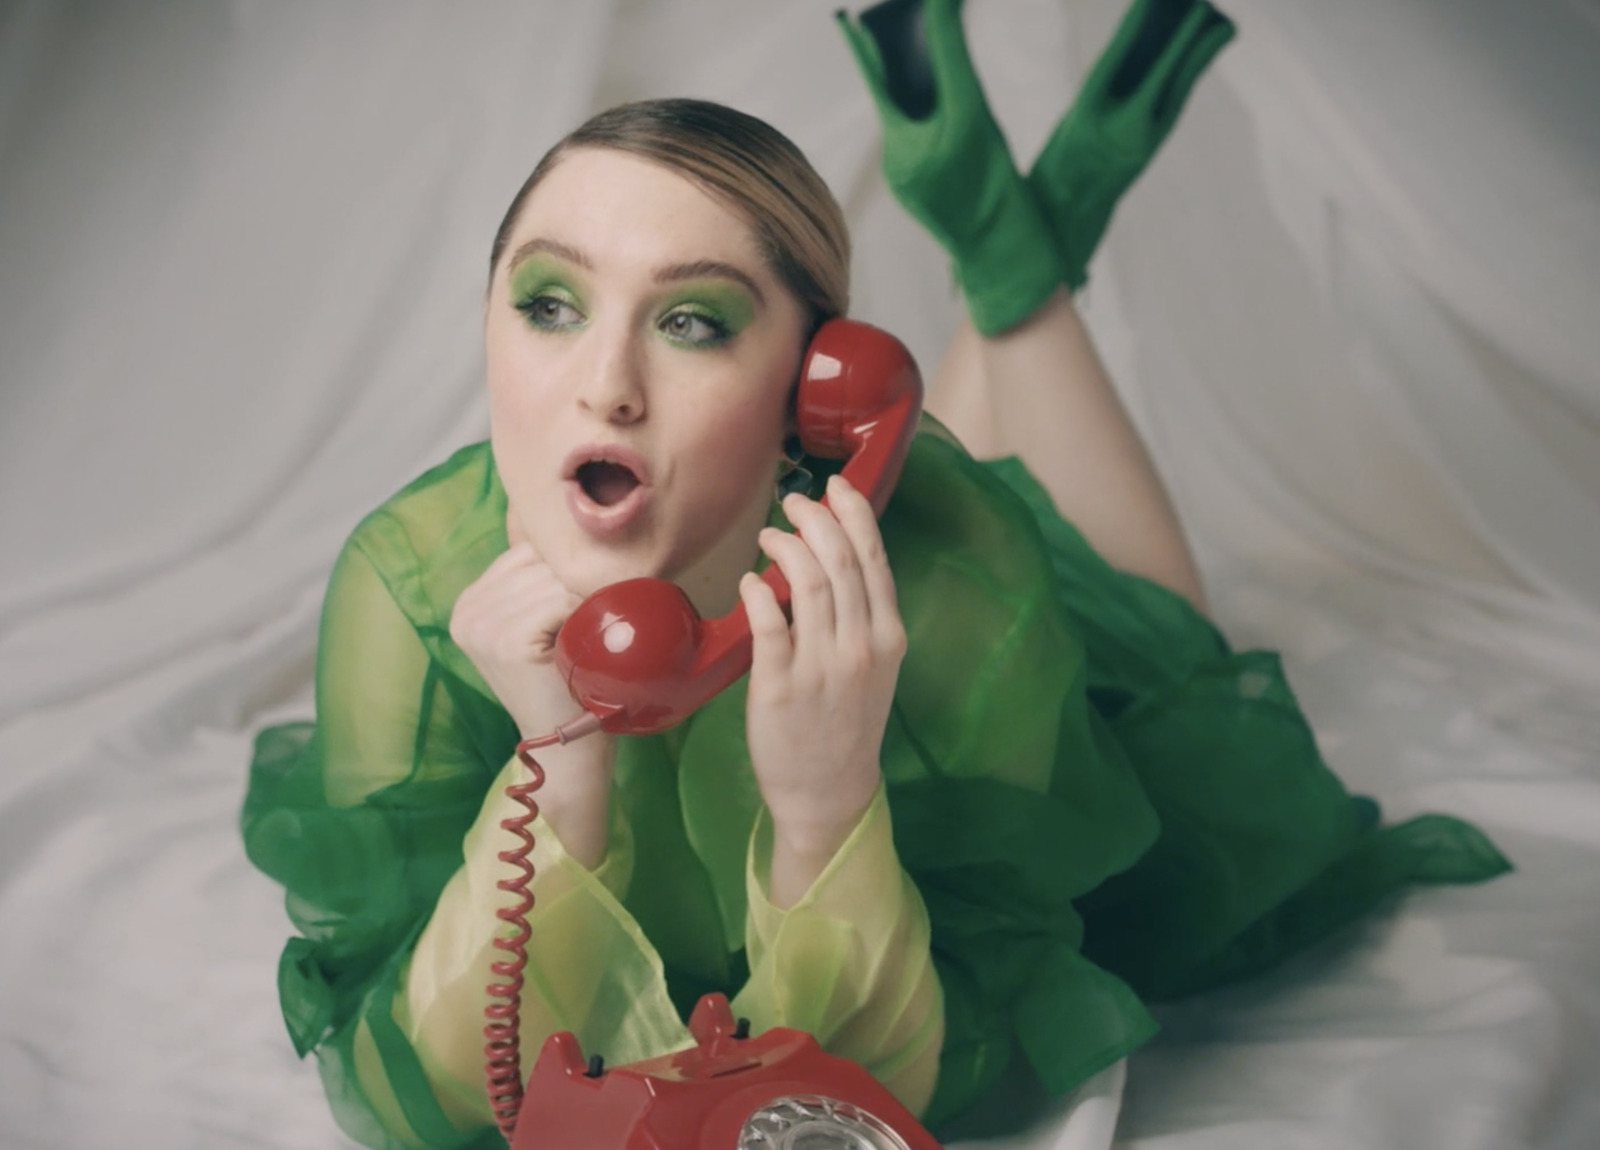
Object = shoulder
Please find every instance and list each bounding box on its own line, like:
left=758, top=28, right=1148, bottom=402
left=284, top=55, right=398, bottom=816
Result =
left=881, top=419, right=1082, bottom=788
left=345, top=441, right=502, bottom=573
left=341, top=441, right=507, bottom=629
left=882, top=417, right=1057, bottom=584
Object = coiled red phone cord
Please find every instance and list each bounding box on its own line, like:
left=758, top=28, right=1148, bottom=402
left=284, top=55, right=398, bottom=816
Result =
left=482, top=731, right=560, bottom=1143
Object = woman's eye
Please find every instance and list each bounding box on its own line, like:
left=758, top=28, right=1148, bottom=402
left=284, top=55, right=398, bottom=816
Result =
left=659, top=308, right=731, bottom=347
left=516, top=293, right=583, bottom=329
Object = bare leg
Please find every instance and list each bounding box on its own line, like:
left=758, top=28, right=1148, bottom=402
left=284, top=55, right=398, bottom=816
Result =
left=926, top=313, right=999, bottom=457
left=928, top=286, right=1209, bottom=613
left=840, top=0, right=1228, bottom=612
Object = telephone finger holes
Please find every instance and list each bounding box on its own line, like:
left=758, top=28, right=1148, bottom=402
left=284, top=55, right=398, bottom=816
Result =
left=737, top=1095, right=912, bottom=1150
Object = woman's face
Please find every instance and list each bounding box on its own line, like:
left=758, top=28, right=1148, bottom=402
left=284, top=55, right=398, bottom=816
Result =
left=485, top=147, right=810, bottom=601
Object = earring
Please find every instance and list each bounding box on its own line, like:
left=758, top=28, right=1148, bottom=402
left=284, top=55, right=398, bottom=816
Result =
left=776, top=434, right=815, bottom=500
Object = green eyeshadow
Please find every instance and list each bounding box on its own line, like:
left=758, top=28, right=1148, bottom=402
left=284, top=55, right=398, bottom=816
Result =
left=509, top=254, right=581, bottom=306
left=655, top=281, right=757, bottom=349
left=665, top=282, right=755, bottom=333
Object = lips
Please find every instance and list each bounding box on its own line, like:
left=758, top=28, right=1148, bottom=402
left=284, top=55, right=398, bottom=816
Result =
left=562, top=444, right=652, bottom=537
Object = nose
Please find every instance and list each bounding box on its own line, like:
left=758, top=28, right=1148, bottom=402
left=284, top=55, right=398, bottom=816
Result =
left=576, top=322, right=646, bottom=425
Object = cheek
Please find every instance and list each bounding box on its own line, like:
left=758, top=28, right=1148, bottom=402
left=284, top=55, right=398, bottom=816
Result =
left=688, top=367, right=791, bottom=465
left=487, top=373, right=537, bottom=433
left=484, top=322, right=521, bottom=421
left=486, top=373, right=545, bottom=487
left=486, top=326, right=566, bottom=455
left=485, top=326, right=564, bottom=537
left=664, top=376, right=790, bottom=532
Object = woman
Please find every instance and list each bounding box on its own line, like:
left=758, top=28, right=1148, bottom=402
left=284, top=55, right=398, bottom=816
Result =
left=241, top=6, right=1507, bottom=1147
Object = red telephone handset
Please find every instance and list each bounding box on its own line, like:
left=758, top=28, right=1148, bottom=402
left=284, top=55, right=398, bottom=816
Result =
left=486, top=317, right=945, bottom=1149
left=549, top=316, right=924, bottom=738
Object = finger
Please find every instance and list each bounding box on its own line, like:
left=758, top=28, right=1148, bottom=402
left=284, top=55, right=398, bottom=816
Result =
left=516, top=572, right=583, bottom=638
left=482, top=541, right=539, bottom=578
left=784, top=490, right=871, bottom=642
left=825, top=474, right=903, bottom=641
left=522, top=587, right=583, bottom=656
left=758, top=525, right=835, bottom=651
left=478, top=556, right=572, bottom=622
left=740, top=571, right=794, bottom=679
left=471, top=563, right=580, bottom=658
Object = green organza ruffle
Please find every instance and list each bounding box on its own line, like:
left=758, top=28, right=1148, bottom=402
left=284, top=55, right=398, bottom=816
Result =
left=242, top=427, right=1509, bottom=1145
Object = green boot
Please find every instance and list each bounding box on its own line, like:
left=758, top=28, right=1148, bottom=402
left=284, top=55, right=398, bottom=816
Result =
left=1029, top=0, right=1236, bottom=291
left=838, top=0, right=1064, bottom=335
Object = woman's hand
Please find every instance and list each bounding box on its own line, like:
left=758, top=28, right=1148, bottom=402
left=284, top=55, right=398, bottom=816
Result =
left=739, top=474, right=907, bottom=908
left=450, top=539, right=585, bottom=738
left=449, top=532, right=614, bottom=868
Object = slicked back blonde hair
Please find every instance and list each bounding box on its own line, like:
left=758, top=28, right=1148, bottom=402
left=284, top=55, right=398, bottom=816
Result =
left=490, top=98, right=850, bottom=333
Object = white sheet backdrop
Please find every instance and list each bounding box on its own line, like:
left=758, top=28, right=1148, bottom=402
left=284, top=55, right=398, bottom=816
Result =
left=2, top=2, right=1597, bottom=1148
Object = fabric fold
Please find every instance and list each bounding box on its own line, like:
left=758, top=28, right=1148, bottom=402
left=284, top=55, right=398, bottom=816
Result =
left=243, top=430, right=1508, bottom=1147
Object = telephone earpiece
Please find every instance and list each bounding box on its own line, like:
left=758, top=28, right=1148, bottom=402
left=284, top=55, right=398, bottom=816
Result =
left=552, top=317, right=922, bottom=736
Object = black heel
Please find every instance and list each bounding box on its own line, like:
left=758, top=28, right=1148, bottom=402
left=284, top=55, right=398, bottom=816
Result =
left=1108, top=0, right=1188, bottom=98
left=857, top=0, right=938, bottom=119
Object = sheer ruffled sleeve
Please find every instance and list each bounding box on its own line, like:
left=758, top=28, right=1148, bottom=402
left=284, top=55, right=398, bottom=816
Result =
left=244, top=527, right=693, bottom=1149
left=244, top=532, right=505, bottom=1149
left=398, top=753, right=694, bottom=1134
left=735, top=783, right=944, bottom=1116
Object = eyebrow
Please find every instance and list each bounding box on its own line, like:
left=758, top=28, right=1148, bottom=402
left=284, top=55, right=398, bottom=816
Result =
left=653, top=260, right=767, bottom=308
left=506, top=239, right=766, bottom=308
left=507, top=237, right=591, bottom=273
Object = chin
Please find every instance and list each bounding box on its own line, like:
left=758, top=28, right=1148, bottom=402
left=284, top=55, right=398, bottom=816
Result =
left=545, top=544, right=659, bottom=600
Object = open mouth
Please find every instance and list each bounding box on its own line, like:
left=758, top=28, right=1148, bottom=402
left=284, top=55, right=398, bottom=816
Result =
left=575, top=460, right=641, bottom=507
left=563, top=444, right=652, bottom=537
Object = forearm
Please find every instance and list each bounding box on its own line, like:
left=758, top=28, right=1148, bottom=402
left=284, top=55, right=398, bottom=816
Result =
left=765, top=761, right=880, bottom=909
left=737, top=785, right=945, bottom=1117
left=517, top=733, right=616, bottom=871
left=450, top=532, right=619, bottom=871
left=827, top=952, right=943, bottom=1117
left=365, top=756, right=688, bottom=1136
left=940, top=287, right=1208, bottom=613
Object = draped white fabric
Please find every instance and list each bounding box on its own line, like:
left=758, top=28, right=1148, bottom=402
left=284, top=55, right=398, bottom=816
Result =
left=2, top=1, right=1597, bottom=1148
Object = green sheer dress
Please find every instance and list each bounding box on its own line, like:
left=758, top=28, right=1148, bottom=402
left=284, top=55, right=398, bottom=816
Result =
left=242, top=422, right=1508, bottom=1147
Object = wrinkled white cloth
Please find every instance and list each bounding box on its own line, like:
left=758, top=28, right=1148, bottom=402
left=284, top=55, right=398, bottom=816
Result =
left=2, top=1, right=1597, bottom=1148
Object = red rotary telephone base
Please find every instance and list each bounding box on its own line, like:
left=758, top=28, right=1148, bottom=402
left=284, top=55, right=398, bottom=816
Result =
left=511, top=993, right=944, bottom=1150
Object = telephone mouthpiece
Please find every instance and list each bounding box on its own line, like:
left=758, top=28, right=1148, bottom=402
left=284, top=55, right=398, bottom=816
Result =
left=554, top=578, right=708, bottom=734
